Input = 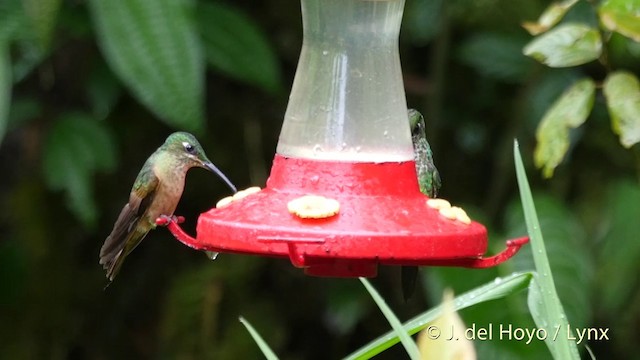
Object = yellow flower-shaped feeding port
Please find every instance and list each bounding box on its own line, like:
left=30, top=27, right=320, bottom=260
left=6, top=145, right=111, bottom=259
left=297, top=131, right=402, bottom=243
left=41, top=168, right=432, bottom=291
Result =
left=287, top=195, right=340, bottom=219
left=216, top=186, right=262, bottom=208
left=427, top=198, right=471, bottom=225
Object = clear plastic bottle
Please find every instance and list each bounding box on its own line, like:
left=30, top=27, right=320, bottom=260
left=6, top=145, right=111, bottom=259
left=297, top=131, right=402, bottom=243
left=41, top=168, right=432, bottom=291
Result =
left=277, top=0, right=413, bottom=162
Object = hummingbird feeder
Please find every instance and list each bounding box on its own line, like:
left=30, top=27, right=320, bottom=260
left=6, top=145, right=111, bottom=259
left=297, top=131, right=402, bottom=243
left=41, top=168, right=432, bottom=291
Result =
left=162, top=0, right=528, bottom=277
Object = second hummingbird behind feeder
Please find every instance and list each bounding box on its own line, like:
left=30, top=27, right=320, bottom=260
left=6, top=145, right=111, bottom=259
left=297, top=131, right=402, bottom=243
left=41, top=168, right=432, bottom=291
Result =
left=99, top=132, right=236, bottom=283
left=401, top=109, right=442, bottom=301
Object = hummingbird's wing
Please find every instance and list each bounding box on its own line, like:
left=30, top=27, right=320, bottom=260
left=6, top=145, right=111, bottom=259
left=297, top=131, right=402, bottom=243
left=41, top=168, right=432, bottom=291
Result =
left=99, top=167, right=159, bottom=281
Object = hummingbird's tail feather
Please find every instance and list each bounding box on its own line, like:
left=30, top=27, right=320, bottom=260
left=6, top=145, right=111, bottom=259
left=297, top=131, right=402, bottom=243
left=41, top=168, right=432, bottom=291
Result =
left=100, top=227, right=150, bottom=281
left=100, top=248, right=124, bottom=281
left=100, top=202, right=151, bottom=281
left=401, top=265, right=419, bottom=302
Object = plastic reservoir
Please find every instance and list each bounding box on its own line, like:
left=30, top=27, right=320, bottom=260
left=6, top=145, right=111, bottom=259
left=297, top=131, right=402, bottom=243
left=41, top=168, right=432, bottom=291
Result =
left=277, top=0, right=413, bottom=162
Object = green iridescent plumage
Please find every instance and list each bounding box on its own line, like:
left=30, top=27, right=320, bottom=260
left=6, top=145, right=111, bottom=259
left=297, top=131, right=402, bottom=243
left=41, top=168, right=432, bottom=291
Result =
left=408, top=109, right=441, bottom=198
left=99, top=132, right=236, bottom=283
left=402, top=109, right=441, bottom=301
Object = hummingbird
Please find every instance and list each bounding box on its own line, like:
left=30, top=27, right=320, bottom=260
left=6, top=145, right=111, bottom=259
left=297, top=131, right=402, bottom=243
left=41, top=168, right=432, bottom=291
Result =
left=402, top=109, right=442, bottom=301
left=99, top=132, right=236, bottom=283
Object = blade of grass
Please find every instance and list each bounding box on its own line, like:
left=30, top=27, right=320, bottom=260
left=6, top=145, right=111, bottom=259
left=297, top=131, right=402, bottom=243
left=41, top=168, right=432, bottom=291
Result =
left=514, top=140, right=579, bottom=359
left=359, top=277, right=420, bottom=360
left=345, top=272, right=533, bottom=360
left=239, top=316, right=279, bottom=360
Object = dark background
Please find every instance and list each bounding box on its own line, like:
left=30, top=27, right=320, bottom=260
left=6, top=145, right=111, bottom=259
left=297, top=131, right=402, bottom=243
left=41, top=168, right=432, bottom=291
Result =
left=1, top=0, right=638, bottom=358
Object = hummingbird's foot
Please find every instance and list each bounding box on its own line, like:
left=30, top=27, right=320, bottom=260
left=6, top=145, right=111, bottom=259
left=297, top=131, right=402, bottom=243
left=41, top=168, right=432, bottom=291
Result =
left=155, top=215, right=185, bottom=226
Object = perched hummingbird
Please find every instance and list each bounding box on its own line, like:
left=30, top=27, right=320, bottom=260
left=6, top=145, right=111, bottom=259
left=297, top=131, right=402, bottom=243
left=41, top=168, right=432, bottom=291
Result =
left=402, top=109, right=442, bottom=301
left=99, top=132, right=236, bottom=283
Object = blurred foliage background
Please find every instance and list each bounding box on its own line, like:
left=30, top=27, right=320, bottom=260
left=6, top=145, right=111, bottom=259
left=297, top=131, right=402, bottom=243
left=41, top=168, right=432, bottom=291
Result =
left=1, top=0, right=640, bottom=358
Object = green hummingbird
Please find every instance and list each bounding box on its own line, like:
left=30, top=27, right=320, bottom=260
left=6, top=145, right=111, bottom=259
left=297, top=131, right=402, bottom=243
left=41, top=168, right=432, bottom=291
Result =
left=402, top=109, right=442, bottom=301
left=99, top=132, right=236, bottom=283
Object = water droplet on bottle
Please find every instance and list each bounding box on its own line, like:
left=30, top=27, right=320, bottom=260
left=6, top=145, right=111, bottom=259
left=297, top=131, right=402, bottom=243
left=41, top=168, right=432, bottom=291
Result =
left=205, top=251, right=219, bottom=260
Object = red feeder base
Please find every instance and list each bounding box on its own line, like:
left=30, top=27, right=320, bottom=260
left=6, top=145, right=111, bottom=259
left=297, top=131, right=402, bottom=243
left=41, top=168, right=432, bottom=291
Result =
left=163, top=155, right=528, bottom=277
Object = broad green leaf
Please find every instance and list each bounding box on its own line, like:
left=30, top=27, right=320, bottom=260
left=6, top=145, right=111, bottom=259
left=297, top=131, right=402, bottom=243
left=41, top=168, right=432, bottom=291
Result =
left=89, top=0, right=204, bottom=131
left=42, top=113, right=117, bottom=228
left=21, top=0, right=62, bottom=51
left=0, top=41, right=10, bottom=146
left=345, top=272, right=533, bottom=360
left=603, top=71, right=640, bottom=148
left=0, top=0, right=25, bottom=43
left=599, top=0, right=640, bottom=42
left=523, top=23, right=602, bottom=67
left=514, top=141, right=580, bottom=360
left=360, top=278, right=420, bottom=360
left=523, top=0, right=579, bottom=35
left=534, top=78, right=595, bottom=177
left=87, top=62, right=122, bottom=120
left=239, top=317, right=279, bottom=360
left=197, top=2, right=281, bottom=95
left=458, top=32, right=534, bottom=83
left=524, top=69, right=581, bottom=131
left=3, top=0, right=47, bottom=83
left=597, top=180, right=640, bottom=314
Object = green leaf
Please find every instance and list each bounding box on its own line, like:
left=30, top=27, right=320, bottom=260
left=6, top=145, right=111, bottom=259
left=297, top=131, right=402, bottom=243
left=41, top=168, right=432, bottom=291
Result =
left=42, top=113, right=118, bottom=228
left=524, top=69, right=581, bottom=131
left=0, top=41, right=10, bottom=146
left=599, top=0, right=640, bottom=42
left=603, top=71, right=640, bottom=148
left=505, top=194, right=593, bottom=330
left=597, top=180, right=640, bottom=314
left=359, top=278, right=420, bottom=360
left=0, top=0, right=25, bottom=43
left=514, top=140, right=580, bottom=360
left=522, top=0, right=579, bottom=35
left=523, top=23, right=602, bottom=67
left=458, top=32, right=534, bottom=83
left=534, top=78, right=595, bottom=177
left=87, top=62, right=122, bottom=121
left=21, top=0, right=62, bottom=51
left=197, top=2, right=281, bottom=94
left=239, top=317, right=280, bottom=360
left=89, top=0, right=204, bottom=131
left=344, top=272, right=533, bottom=360
left=1, top=0, right=47, bottom=84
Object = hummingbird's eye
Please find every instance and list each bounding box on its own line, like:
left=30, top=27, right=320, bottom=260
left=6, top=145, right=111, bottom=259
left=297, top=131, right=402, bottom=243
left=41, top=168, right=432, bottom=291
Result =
left=182, top=142, right=196, bottom=155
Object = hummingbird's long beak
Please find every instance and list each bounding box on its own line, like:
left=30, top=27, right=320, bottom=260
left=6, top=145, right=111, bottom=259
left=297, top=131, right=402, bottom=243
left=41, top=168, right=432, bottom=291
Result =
left=203, top=162, right=237, bottom=193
